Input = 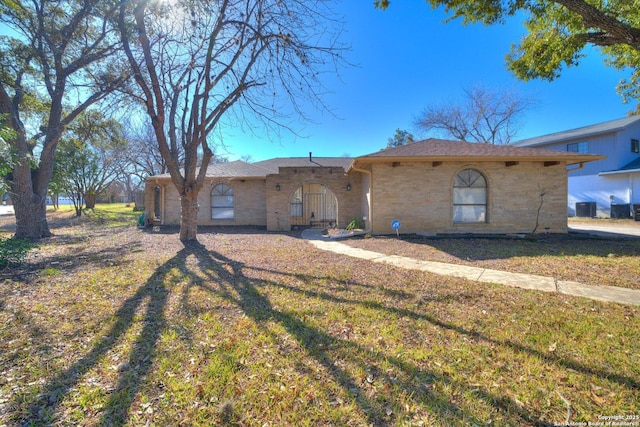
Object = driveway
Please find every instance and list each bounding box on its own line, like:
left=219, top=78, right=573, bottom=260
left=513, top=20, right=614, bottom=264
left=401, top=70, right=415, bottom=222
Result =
left=569, top=221, right=640, bottom=238
left=0, top=205, right=14, bottom=216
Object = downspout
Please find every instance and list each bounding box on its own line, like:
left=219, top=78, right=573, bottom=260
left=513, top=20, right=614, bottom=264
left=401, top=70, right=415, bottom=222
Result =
left=350, top=163, right=373, bottom=234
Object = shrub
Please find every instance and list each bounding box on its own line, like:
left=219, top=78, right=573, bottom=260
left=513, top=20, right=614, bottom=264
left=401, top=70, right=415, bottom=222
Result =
left=0, top=237, right=36, bottom=269
left=346, top=217, right=365, bottom=231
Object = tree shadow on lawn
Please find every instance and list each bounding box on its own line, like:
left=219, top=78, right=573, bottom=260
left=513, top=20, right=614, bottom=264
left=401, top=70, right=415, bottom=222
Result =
left=9, top=245, right=191, bottom=426
left=181, top=243, right=485, bottom=425
left=10, top=237, right=638, bottom=426
left=2, top=228, right=144, bottom=284
left=179, top=242, right=640, bottom=425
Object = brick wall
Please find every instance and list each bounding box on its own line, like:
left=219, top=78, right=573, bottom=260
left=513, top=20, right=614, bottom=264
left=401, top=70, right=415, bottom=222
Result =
left=145, top=159, right=567, bottom=235
left=144, top=178, right=267, bottom=226
left=200, top=178, right=267, bottom=226
left=370, top=161, right=568, bottom=234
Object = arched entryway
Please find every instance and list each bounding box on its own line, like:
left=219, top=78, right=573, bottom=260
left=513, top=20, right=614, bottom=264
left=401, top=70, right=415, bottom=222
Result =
left=290, top=183, right=338, bottom=229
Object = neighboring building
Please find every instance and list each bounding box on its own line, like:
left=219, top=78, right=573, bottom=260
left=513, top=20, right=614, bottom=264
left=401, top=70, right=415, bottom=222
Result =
left=515, top=116, right=640, bottom=217
left=144, top=139, right=601, bottom=235
left=46, top=194, right=82, bottom=206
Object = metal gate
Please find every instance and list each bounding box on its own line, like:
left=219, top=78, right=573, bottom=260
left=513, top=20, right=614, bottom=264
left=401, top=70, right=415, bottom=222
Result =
left=290, top=183, right=338, bottom=229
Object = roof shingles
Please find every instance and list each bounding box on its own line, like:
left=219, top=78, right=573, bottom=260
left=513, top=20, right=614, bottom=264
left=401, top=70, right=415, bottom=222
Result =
left=149, top=158, right=353, bottom=180
left=356, top=138, right=603, bottom=164
left=148, top=139, right=604, bottom=181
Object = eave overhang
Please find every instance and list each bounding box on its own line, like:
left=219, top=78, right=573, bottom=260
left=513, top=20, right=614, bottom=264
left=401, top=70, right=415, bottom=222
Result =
left=348, top=154, right=605, bottom=172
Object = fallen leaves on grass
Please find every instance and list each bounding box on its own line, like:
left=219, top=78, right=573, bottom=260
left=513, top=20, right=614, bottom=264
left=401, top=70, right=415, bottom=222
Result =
left=0, top=214, right=639, bottom=426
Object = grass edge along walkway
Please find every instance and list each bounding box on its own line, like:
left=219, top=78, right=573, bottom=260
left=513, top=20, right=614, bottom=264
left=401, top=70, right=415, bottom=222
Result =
left=307, top=238, right=640, bottom=307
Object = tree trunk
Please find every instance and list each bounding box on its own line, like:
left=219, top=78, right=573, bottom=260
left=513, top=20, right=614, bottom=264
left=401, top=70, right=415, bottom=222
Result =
left=13, top=196, right=51, bottom=239
left=73, top=201, right=83, bottom=217
left=85, top=192, right=98, bottom=209
left=11, top=162, right=52, bottom=239
left=179, top=192, right=199, bottom=242
left=2, top=86, right=53, bottom=239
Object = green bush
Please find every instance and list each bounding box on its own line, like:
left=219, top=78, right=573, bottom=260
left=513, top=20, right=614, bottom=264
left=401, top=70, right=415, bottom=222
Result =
left=0, top=237, right=36, bottom=269
left=345, top=217, right=365, bottom=231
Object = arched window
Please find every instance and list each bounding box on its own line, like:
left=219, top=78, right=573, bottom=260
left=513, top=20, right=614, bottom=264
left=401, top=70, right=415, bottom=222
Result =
left=211, top=183, right=234, bottom=220
left=453, top=169, right=487, bottom=223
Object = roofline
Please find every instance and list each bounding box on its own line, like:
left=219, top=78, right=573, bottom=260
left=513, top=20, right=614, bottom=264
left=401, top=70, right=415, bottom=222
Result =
left=350, top=154, right=605, bottom=168
left=599, top=168, right=640, bottom=176
left=515, top=116, right=640, bottom=147
left=145, top=175, right=267, bottom=181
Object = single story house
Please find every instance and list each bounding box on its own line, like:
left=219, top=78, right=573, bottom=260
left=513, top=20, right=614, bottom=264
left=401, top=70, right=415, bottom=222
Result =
left=144, top=139, right=602, bottom=235
left=515, top=116, right=640, bottom=217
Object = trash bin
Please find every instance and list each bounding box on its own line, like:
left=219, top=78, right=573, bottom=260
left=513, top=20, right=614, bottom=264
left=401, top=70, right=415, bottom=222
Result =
left=634, top=204, right=640, bottom=221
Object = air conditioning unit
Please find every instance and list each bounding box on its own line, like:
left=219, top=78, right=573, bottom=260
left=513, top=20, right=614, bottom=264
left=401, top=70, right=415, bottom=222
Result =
left=610, top=204, right=630, bottom=219
left=575, top=202, right=596, bottom=217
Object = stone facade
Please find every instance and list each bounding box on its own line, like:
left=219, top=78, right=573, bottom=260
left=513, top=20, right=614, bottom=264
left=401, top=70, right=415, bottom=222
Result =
left=369, top=161, right=568, bottom=234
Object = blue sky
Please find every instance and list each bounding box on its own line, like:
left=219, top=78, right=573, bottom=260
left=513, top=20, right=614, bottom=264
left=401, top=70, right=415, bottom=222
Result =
left=219, top=1, right=635, bottom=162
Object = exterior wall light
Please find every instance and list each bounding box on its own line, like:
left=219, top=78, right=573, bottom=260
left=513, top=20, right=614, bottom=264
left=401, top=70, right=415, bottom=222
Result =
left=346, top=183, right=352, bottom=191
left=276, top=183, right=281, bottom=191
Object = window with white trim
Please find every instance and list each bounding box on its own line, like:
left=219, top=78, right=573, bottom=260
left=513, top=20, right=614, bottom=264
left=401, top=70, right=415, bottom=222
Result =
left=211, top=183, right=234, bottom=220
left=453, top=169, right=487, bottom=223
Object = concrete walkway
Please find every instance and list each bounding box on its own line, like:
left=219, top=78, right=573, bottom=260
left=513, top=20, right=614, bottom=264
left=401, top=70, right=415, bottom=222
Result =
left=303, top=231, right=640, bottom=307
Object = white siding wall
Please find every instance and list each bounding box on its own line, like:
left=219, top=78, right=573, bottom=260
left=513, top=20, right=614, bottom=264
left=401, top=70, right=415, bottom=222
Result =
left=613, top=126, right=640, bottom=170
left=568, top=174, right=640, bottom=216
left=525, top=122, right=640, bottom=177
left=522, top=121, right=640, bottom=217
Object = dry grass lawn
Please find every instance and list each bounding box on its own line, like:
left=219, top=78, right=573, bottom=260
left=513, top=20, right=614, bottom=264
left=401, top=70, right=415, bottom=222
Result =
left=0, top=205, right=639, bottom=426
left=340, top=231, right=640, bottom=290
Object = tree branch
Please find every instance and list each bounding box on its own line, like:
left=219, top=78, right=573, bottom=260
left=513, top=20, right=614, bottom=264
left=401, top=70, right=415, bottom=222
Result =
left=554, top=0, right=640, bottom=49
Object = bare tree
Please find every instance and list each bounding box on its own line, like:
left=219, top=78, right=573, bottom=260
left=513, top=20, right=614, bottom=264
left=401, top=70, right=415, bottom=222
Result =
left=0, top=0, right=127, bottom=238
left=118, top=0, right=347, bottom=242
left=123, top=120, right=168, bottom=180
left=415, top=86, right=535, bottom=145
